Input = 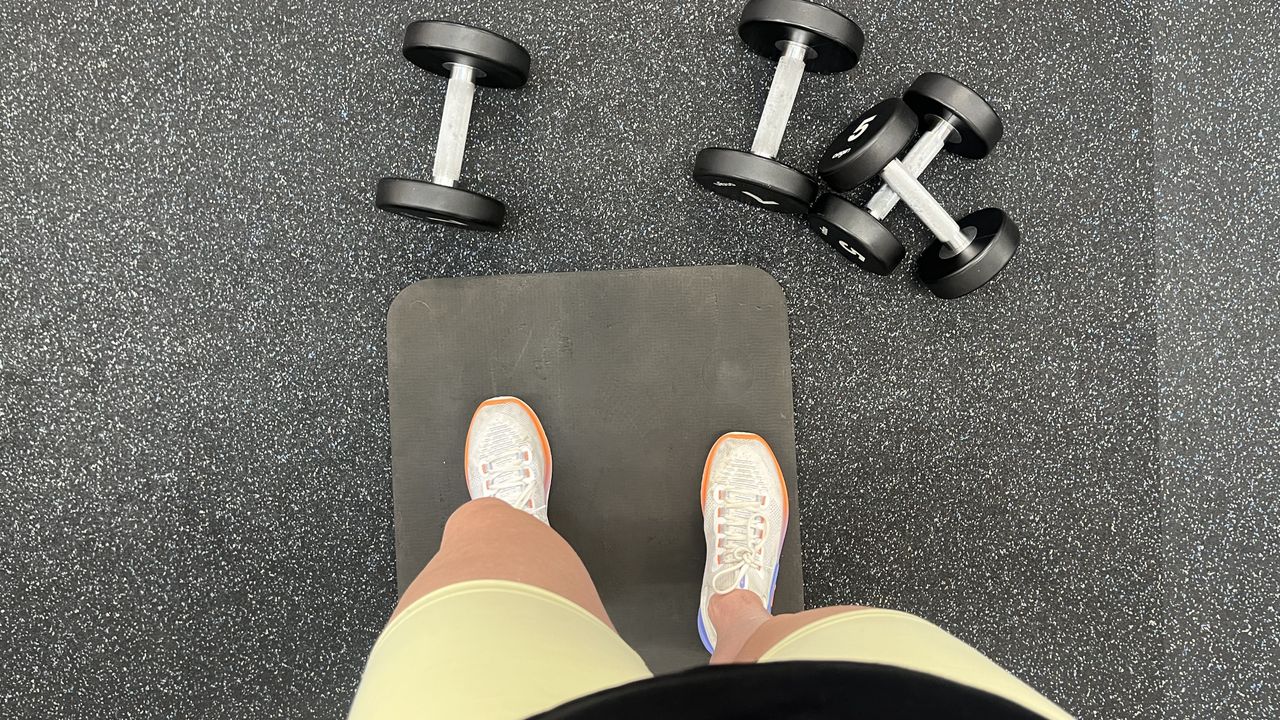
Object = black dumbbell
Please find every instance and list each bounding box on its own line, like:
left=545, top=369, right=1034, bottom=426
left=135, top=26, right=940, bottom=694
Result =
left=693, top=0, right=864, bottom=215
left=812, top=76, right=1019, bottom=297
left=376, top=21, right=530, bottom=231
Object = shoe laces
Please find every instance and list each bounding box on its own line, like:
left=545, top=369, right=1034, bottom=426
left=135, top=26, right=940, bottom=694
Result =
left=711, top=480, right=769, bottom=595
left=479, top=444, right=544, bottom=515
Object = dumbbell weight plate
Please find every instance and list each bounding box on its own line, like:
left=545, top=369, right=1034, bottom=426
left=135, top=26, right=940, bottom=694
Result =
left=816, top=98, right=918, bottom=192
left=403, top=21, right=531, bottom=89
left=917, top=207, right=1020, bottom=298
left=807, top=194, right=905, bottom=275
left=693, top=147, right=818, bottom=214
left=738, top=0, right=864, bottom=73
left=376, top=177, right=506, bottom=231
left=903, top=72, right=1004, bottom=159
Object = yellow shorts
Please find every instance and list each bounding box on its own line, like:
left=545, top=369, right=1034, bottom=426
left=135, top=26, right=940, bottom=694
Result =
left=349, top=580, right=1072, bottom=720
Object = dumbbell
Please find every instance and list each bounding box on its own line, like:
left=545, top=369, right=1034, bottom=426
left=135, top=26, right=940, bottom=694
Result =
left=809, top=73, right=1008, bottom=276
left=812, top=79, right=1019, bottom=298
left=692, top=0, right=864, bottom=214
left=375, top=21, right=531, bottom=231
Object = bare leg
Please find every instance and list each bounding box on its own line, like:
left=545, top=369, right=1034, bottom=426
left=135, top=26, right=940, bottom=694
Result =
left=708, top=589, right=866, bottom=664
left=707, top=590, right=772, bottom=663
left=389, top=498, right=615, bottom=629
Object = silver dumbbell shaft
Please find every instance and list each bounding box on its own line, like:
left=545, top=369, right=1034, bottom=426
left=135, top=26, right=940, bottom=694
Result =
left=432, top=63, right=477, bottom=188
left=878, top=158, right=973, bottom=253
left=865, top=118, right=954, bottom=220
left=750, top=41, right=809, bottom=158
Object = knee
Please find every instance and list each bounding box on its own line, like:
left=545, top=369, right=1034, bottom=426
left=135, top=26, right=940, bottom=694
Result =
left=708, top=589, right=769, bottom=626
left=729, top=605, right=872, bottom=663
left=443, top=497, right=515, bottom=535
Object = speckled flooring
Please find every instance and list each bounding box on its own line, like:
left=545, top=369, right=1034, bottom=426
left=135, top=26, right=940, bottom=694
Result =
left=0, top=0, right=1274, bottom=717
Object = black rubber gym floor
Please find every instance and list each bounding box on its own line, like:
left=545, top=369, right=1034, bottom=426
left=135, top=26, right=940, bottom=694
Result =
left=0, top=0, right=1275, bottom=718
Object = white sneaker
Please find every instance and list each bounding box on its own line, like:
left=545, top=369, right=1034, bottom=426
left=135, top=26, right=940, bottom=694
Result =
left=697, top=432, right=789, bottom=653
left=464, top=396, right=552, bottom=523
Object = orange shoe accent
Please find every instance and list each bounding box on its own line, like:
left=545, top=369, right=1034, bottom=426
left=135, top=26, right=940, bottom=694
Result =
left=699, top=432, right=789, bottom=525
left=464, top=396, right=553, bottom=496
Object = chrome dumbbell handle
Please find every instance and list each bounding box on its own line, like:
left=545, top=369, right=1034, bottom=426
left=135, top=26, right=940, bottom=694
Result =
left=750, top=41, right=809, bottom=159
left=864, top=117, right=956, bottom=220
left=431, top=63, right=478, bottom=188
left=877, top=158, right=973, bottom=253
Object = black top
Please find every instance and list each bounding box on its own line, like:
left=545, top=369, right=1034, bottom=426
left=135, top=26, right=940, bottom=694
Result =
left=531, top=661, right=1051, bottom=719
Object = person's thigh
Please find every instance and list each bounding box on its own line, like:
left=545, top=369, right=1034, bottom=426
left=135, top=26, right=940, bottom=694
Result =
left=392, top=498, right=613, bottom=627
left=352, top=500, right=649, bottom=719
left=350, top=580, right=652, bottom=720
left=738, top=607, right=1073, bottom=720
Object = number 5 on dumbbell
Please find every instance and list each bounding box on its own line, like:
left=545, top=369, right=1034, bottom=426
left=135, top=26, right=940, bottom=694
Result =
left=692, top=0, right=864, bottom=214
left=810, top=73, right=1020, bottom=298
left=376, top=21, right=531, bottom=231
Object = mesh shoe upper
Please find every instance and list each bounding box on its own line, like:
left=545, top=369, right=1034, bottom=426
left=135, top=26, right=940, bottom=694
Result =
left=465, top=397, right=552, bottom=523
left=698, top=433, right=789, bottom=652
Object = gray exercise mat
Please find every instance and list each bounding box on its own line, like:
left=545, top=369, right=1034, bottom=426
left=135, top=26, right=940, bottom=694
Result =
left=387, top=265, right=801, bottom=672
